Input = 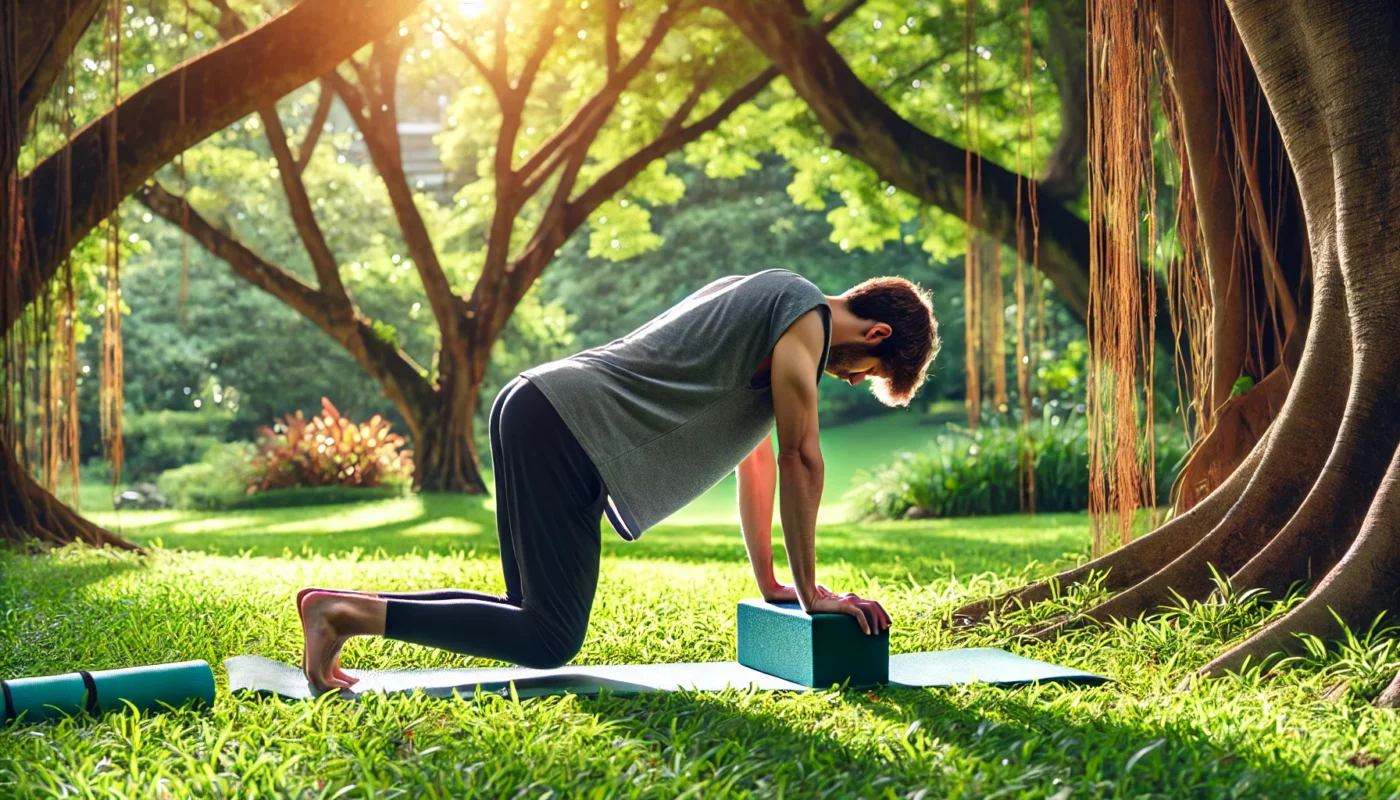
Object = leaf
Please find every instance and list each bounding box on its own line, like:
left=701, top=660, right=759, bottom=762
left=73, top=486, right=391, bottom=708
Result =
left=1123, top=739, right=1166, bottom=776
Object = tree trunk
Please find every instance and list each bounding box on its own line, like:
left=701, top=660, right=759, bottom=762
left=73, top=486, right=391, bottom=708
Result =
left=955, top=0, right=1400, bottom=702
left=0, top=436, right=139, bottom=550
left=410, top=341, right=489, bottom=495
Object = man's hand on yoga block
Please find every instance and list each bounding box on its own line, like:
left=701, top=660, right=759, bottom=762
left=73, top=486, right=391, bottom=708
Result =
left=760, top=582, right=834, bottom=605
left=809, top=593, right=892, bottom=635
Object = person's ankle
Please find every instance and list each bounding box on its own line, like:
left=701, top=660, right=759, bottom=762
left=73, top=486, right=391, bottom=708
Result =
left=329, top=594, right=387, bottom=636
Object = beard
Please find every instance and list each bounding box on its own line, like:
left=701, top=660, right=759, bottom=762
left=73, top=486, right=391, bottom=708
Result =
left=824, top=343, right=873, bottom=379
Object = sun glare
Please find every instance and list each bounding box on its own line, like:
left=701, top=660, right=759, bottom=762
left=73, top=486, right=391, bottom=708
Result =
left=459, top=0, right=491, bottom=18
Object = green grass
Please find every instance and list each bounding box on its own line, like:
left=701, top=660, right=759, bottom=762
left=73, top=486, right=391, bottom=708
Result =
left=5, top=412, right=1400, bottom=797
left=4, top=494, right=1400, bottom=798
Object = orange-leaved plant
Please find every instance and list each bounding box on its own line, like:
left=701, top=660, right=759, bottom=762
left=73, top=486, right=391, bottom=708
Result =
left=250, top=398, right=413, bottom=492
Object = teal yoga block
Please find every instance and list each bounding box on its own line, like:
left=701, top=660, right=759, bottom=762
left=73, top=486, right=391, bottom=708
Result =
left=736, top=599, right=889, bottom=688
left=3, top=661, right=215, bottom=724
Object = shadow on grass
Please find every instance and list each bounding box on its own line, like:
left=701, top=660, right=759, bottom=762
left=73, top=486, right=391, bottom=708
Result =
left=612, top=516, right=1089, bottom=582
left=577, top=683, right=1344, bottom=798
left=102, top=490, right=1089, bottom=585
left=106, top=493, right=499, bottom=558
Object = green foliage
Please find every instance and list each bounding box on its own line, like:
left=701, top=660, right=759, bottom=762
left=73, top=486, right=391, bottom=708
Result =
left=250, top=399, right=413, bottom=492
left=700, top=0, right=1068, bottom=260
left=157, top=442, right=256, bottom=511
left=848, top=410, right=1189, bottom=520
left=230, top=485, right=407, bottom=510
left=1231, top=375, right=1256, bottom=398
left=120, top=408, right=234, bottom=479
left=1282, top=612, right=1400, bottom=702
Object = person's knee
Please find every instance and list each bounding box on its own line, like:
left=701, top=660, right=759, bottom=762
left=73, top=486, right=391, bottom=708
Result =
left=519, top=619, right=585, bottom=670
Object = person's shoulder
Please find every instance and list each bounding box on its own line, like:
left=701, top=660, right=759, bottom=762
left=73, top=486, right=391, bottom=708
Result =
left=775, top=308, right=827, bottom=355
left=747, top=269, right=823, bottom=295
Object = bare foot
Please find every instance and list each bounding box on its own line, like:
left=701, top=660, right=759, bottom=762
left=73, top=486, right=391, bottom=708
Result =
left=296, top=588, right=361, bottom=686
left=300, top=591, right=362, bottom=692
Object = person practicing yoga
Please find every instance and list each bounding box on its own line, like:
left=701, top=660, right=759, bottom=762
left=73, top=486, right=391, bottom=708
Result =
left=298, top=269, right=940, bottom=691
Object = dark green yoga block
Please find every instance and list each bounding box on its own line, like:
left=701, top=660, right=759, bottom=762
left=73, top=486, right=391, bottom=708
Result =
left=736, top=599, right=889, bottom=688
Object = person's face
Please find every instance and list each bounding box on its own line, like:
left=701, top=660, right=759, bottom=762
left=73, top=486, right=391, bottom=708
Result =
left=824, top=343, right=883, bottom=386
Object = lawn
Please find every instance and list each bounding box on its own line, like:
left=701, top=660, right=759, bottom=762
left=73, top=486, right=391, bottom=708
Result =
left=4, top=414, right=1400, bottom=797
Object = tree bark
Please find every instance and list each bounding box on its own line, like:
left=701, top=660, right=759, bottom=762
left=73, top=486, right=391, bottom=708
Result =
left=7, top=0, right=424, bottom=337
left=414, top=355, right=489, bottom=494
left=0, top=434, right=140, bottom=550
left=1159, top=0, right=1252, bottom=414
left=955, top=0, right=1400, bottom=703
left=1039, top=0, right=1088, bottom=201
left=14, top=0, right=105, bottom=126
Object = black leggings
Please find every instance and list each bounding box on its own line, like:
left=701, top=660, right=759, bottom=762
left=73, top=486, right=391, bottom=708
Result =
left=382, top=378, right=607, bottom=669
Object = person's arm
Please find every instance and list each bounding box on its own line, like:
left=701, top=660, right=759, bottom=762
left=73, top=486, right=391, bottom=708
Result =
left=772, top=310, right=892, bottom=634
left=738, top=435, right=830, bottom=603
left=770, top=311, right=828, bottom=610
left=737, top=436, right=782, bottom=598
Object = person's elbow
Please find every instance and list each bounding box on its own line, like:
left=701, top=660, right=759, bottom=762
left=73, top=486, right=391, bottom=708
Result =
left=777, top=446, right=824, bottom=483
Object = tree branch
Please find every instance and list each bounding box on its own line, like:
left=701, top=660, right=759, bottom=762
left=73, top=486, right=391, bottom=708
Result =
left=878, top=46, right=955, bottom=93
left=138, top=182, right=436, bottom=416
left=516, top=0, right=569, bottom=100
left=605, top=0, right=622, bottom=76
left=15, top=0, right=105, bottom=126
left=496, top=63, right=782, bottom=335
left=296, top=81, right=336, bottom=175
left=662, top=72, right=714, bottom=139
left=323, top=58, right=470, bottom=344
left=493, top=0, right=513, bottom=78
left=443, top=29, right=506, bottom=98
left=515, top=1, right=686, bottom=185
left=211, top=0, right=351, bottom=305
left=12, top=0, right=425, bottom=336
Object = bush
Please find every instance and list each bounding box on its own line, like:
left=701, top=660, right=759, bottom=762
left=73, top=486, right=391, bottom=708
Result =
left=158, top=442, right=256, bottom=510
left=231, top=485, right=406, bottom=509
left=250, top=398, right=413, bottom=492
left=121, top=409, right=234, bottom=479
left=847, top=410, right=1189, bottom=520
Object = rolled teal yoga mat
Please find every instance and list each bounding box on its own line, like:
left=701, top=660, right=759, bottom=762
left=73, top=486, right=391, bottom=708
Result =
left=3, top=672, right=90, bottom=723
left=88, top=661, right=217, bottom=714
left=3, top=661, right=216, bottom=724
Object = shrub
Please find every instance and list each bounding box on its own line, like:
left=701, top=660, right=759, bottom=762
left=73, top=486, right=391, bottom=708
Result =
left=847, top=410, right=1189, bottom=520
left=121, top=408, right=234, bottom=479
left=250, top=398, right=413, bottom=492
left=158, top=442, right=257, bottom=510
left=231, top=485, right=406, bottom=509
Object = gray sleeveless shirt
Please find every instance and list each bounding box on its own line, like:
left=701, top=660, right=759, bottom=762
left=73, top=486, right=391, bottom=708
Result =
left=523, top=270, right=831, bottom=540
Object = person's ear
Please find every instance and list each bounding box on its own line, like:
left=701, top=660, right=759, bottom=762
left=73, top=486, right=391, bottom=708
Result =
left=864, top=323, right=892, bottom=346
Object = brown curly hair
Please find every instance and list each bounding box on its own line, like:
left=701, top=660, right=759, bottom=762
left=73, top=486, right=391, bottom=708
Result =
left=844, top=277, right=940, bottom=407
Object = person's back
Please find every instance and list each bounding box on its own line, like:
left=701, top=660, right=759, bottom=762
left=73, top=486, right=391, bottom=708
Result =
left=524, top=269, right=832, bottom=539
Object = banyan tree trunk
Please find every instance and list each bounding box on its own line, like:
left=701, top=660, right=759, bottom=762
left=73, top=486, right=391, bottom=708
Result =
left=956, top=0, right=1400, bottom=702
left=0, top=436, right=139, bottom=550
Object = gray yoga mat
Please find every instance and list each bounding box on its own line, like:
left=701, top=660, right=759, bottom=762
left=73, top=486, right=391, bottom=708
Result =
left=226, top=648, right=1107, bottom=701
